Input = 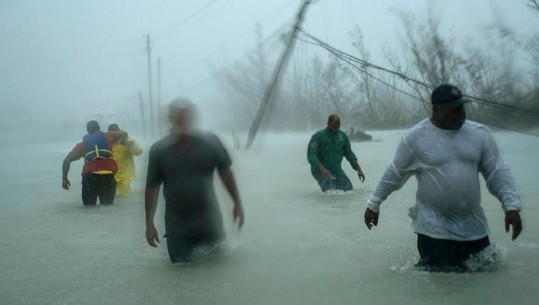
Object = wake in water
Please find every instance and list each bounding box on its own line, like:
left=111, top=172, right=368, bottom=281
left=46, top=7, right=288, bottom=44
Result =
left=186, top=239, right=244, bottom=262
left=322, top=189, right=360, bottom=196
left=391, top=243, right=509, bottom=273
left=463, top=243, right=508, bottom=272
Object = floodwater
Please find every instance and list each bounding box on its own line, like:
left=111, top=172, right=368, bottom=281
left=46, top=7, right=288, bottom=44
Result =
left=1, top=129, right=538, bottom=305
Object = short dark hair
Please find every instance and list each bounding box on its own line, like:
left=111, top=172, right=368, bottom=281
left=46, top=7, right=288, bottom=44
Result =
left=327, top=114, right=340, bottom=124
left=108, top=123, right=120, bottom=132
left=86, top=120, right=100, bottom=133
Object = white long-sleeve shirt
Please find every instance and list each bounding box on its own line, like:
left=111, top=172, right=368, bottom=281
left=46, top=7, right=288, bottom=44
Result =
left=368, top=119, right=521, bottom=241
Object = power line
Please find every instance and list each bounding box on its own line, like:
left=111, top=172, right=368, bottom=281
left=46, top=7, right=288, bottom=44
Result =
left=297, top=28, right=539, bottom=117
left=162, top=0, right=221, bottom=32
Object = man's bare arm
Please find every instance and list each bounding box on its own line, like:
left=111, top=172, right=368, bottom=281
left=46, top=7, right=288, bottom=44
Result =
left=145, top=186, right=161, bottom=247
left=218, top=168, right=244, bottom=229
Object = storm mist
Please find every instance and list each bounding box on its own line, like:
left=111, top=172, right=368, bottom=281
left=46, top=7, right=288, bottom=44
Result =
left=1, top=1, right=539, bottom=305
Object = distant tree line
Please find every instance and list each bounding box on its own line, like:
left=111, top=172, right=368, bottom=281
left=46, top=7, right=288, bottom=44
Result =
left=215, top=2, right=539, bottom=134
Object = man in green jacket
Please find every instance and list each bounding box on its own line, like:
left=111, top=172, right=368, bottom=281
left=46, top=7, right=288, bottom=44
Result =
left=307, top=114, right=366, bottom=192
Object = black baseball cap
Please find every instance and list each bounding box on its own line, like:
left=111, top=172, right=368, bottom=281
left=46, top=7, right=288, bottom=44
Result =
left=431, top=84, right=470, bottom=108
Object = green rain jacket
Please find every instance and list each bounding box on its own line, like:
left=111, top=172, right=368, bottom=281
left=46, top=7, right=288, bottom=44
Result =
left=307, top=128, right=359, bottom=182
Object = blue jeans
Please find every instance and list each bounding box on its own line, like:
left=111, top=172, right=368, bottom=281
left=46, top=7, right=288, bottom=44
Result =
left=319, top=177, right=353, bottom=192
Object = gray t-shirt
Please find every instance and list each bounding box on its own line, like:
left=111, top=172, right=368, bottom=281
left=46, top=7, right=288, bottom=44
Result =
left=146, top=131, right=232, bottom=238
left=368, top=119, right=521, bottom=241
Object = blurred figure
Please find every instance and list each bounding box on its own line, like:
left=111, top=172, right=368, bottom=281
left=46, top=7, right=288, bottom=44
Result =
left=307, top=114, right=365, bottom=192
left=364, top=84, right=523, bottom=272
left=107, top=123, right=143, bottom=197
left=62, top=120, right=127, bottom=205
left=144, top=98, right=245, bottom=263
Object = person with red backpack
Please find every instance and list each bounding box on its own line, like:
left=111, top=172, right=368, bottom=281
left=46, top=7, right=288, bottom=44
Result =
left=62, top=120, right=127, bottom=205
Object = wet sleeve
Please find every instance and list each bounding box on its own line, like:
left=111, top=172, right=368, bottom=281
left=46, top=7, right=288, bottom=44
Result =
left=343, top=134, right=358, bottom=165
left=367, top=137, right=416, bottom=213
left=479, top=130, right=521, bottom=212
left=307, top=133, right=321, bottom=167
left=145, top=143, right=163, bottom=187
left=212, top=136, right=232, bottom=170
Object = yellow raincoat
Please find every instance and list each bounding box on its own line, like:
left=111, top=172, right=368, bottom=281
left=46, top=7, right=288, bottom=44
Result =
left=111, top=136, right=143, bottom=197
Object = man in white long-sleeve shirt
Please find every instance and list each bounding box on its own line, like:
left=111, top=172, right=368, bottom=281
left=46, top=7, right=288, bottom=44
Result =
left=364, top=83, right=523, bottom=271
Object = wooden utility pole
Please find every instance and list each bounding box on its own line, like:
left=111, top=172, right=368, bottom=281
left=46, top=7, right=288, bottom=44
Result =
left=147, top=34, right=154, bottom=138
left=245, top=0, right=312, bottom=149
left=157, top=57, right=162, bottom=137
left=138, top=91, right=146, bottom=139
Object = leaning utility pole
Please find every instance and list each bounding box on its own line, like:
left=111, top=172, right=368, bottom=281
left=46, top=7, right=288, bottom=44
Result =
left=244, top=0, right=312, bottom=149
left=146, top=34, right=154, bottom=138
left=138, top=91, right=147, bottom=139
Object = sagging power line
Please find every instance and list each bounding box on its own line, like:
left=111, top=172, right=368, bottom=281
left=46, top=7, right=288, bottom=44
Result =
left=297, top=28, right=539, bottom=117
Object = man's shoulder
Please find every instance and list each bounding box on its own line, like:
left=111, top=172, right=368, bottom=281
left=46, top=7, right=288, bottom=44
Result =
left=70, top=142, right=85, bottom=156
left=195, top=131, right=230, bottom=154
left=403, top=118, right=431, bottom=137
left=311, top=129, right=327, bottom=138
left=463, top=120, right=491, bottom=134
left=337, top=130, right=348, bottom=138
left=150, top=135, right=175, bottom=152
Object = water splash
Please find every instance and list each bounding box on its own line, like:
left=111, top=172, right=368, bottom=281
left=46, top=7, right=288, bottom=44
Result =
left=191, top=239, right=244, bottom=260
left=390, top=243, right=509, bottom=273
left=464, top=243, right=508, bottom=272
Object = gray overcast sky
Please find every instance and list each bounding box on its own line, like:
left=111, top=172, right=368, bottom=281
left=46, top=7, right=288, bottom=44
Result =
left=1, top=0, right=537, bottom=127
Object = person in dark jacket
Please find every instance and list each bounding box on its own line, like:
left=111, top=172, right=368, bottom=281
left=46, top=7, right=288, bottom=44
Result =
left=307, top=114, right=365, bottom=192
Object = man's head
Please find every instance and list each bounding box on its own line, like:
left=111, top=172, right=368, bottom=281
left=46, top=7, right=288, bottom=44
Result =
left=107, top=123, right=120, bottom=132
left=169, top=97, right=197, bottom=136
left=327, top=114, right=341, bottom=133
left=86, top=120, right=100, bottom=133
left=430, top=84, right=469, bottom=130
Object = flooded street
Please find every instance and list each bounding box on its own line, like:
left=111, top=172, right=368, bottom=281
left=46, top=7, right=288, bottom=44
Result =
left=1, top=130, right=538, bottom=305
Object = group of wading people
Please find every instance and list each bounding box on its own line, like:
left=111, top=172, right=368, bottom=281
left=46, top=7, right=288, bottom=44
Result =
left=62, top=84, right=522, bottom=272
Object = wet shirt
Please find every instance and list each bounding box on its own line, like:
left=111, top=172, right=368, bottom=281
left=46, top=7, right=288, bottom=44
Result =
left=146, top=132, right=232, bottom=238
left=70, top=131, right=122, bottom=174
left=368, top=119, right=521, bottom=241
left=307, top=128, right=358, bottom=181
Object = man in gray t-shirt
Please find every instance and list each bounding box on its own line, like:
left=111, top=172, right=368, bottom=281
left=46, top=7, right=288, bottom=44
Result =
left=145, top=98, right=244, bottom=263
left=364, top=84, right=523, bottom=271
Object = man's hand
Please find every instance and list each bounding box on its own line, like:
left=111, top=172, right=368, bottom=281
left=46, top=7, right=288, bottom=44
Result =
left=364, top=208, right=379, bottom=230
left=62, top=178, right=71, bottom=190
left=319, top=165, right=332, bottom=179
left=146, top=223, right=160, bottom=247
left=233, top=204, right=245, bottom=229
left=357, top=169, right=365, bottom=183
left=505, top=210, right=522, bottom=241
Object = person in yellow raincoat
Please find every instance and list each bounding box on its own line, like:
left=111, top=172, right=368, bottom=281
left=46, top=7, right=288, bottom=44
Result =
left=108, top=123, right=143, bottom=197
